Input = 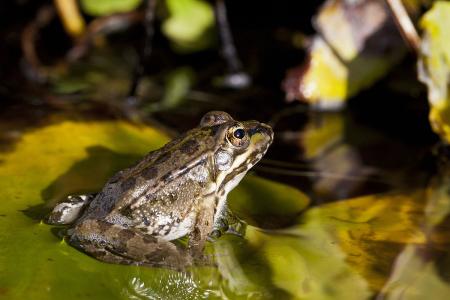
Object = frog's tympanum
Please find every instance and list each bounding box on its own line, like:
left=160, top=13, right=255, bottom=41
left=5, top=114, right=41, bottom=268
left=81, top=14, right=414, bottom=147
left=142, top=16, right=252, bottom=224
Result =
left=47, top=111, right=273, bottom=267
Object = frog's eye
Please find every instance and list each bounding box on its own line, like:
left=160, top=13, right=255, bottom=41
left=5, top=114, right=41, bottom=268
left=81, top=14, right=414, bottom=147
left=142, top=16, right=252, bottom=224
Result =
left=227, top=126, right=249, bottom=148
left=233, top=128, right=245, bottom=139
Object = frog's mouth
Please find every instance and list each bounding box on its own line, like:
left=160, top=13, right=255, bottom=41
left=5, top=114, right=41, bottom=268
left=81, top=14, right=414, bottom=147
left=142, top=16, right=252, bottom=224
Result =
left=247, top=122, right=274, bottom=164
left=248, top=122, right=274, bottom=141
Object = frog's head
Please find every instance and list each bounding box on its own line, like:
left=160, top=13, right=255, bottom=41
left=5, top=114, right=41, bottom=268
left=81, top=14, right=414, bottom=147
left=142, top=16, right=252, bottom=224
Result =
left=200, top=111, right=273, bottom=193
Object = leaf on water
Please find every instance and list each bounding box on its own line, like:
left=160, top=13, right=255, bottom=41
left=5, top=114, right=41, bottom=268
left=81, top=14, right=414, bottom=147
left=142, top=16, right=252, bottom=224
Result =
left=328, top=166, right=450, bottom=294
left=162, top=0, right=214, bottom=52
left=212, top=235, right=278, bottom=299
left=244, top=224, right=373, bottom=300
left=283, top=0, right=407, bottom=110
left=236, top=166, right=450, bottom=298
left=418, top=1, right=450, bottom=143
left=306, top=192, right=430, bottom=291
left=424, top=171, right=450, bottom=230
left=378, top=245, right=450, bottom=299
left=80, top=0, right=143, bottom=16
left=0, top=119, right=175, bottom=300
left=229, top=175, right=310, bottom=228
left=241, top=187, right=447, bottom=297
left=0, top=117, right=309, bottom=299
left=381, top=164, right=450, bottom=299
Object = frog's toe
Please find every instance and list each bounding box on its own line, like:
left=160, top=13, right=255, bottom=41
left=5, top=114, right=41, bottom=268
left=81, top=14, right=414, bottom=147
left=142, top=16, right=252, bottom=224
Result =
left=47, top=202, right=84, bottom=225
left=207, top=230, right=222, bottom=242
left=225, top=222, right=246, bottom=238
left=46, top=194, right=95, bottom=225
left=225, top=227, right=245, bottom=238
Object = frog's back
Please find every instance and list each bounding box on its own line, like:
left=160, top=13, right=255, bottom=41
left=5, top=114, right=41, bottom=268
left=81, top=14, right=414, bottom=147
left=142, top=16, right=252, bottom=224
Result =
left=77, top=126, right=219, bottom=225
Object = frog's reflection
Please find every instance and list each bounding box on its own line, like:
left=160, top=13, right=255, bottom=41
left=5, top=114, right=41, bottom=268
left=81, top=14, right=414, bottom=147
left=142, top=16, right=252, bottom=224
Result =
left=119, top=235, right=285, bottom=299
left=270, top=111, right=433, bottom=202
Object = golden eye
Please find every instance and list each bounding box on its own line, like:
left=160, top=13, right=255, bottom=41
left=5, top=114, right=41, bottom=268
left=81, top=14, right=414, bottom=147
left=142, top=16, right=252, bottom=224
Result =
left=227, top=126, right=248, bottom=147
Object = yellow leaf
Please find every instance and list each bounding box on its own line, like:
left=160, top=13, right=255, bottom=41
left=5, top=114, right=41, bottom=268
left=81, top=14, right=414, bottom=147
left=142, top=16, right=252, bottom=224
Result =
left=418, top=1, right=450, bottom=143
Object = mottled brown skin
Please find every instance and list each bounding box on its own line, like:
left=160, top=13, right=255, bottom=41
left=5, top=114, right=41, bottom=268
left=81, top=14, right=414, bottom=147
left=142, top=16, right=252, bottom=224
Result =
left=47, top=111, right=273, bottom=268
left=69, top=220, right=191, bottom=267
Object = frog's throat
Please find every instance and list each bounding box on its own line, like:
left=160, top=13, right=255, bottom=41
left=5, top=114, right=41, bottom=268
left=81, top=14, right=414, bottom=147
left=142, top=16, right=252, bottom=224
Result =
left=212, top=139, right=268, bottom=224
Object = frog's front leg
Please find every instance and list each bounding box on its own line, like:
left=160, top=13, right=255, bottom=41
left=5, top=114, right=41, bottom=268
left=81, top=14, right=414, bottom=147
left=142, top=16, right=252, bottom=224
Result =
left=188, top=197, right=215, bottom=256
left=209, top=206, right=246, bottom=240
left=69, top=219, right=191, bottom=268
left=47, top=194, right=96, bottom=225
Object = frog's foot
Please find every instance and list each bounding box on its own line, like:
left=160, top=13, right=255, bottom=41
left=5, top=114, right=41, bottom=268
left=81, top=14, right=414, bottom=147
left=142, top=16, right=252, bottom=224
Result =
left=69, top=219, right=192, bottom=269
left=46, top=194, right=96, bottom=225
left=207, top=220, right=246, bottom=241
left=207, top=217, right=229, bottom=241
left=207, top=229, right=224, bottom=242
left=225, top=221, right=247, bottom=238
left=188, top=200, right=215, bottom=257
left=208, top=207, right=247, bottom=241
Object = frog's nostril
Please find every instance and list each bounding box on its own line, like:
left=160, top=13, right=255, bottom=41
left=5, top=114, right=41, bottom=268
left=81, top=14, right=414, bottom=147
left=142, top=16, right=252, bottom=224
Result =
left=248, top=123, right=273, bottom=137
left=257, top=124, right=274, bottom=142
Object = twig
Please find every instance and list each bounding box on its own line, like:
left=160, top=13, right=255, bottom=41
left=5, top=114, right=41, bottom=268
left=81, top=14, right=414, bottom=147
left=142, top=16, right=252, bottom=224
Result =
left=213, top=0, right=251, bottom=88
left=21, top=5, right=55, bottom=82
left=384, top=0, right=421, bottom=54
left=67, top=11, right=144, bottom=61
left=214, top=0, right=242, bottom=74
left=128, top=0, right=158, bottom=99
left=53, top=0, right=85, bottom=38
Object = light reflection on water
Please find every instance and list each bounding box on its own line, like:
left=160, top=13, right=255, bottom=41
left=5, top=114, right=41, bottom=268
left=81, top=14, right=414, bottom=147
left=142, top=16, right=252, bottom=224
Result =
left=124, top=273, right=215, bottom=300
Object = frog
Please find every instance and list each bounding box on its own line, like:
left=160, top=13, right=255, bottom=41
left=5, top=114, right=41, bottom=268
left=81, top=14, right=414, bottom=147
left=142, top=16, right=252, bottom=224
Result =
left=46, top=111, right=273, bottom=267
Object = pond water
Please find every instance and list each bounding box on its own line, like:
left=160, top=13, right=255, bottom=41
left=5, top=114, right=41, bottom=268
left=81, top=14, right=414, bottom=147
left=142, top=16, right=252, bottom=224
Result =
left=0, top=109, right=449, bottom=300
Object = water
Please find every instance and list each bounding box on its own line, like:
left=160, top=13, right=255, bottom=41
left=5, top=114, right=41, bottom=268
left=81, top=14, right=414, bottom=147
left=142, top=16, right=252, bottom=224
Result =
left=0, top=108, right=448, bottom=300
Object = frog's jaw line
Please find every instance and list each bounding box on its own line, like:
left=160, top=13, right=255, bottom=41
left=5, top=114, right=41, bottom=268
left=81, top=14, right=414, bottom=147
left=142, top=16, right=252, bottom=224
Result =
left=213, top=172, right=246, bottom=225
left=214, top=148, right=249, bottom=190
left=212, top=144, right=260, bottom=224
